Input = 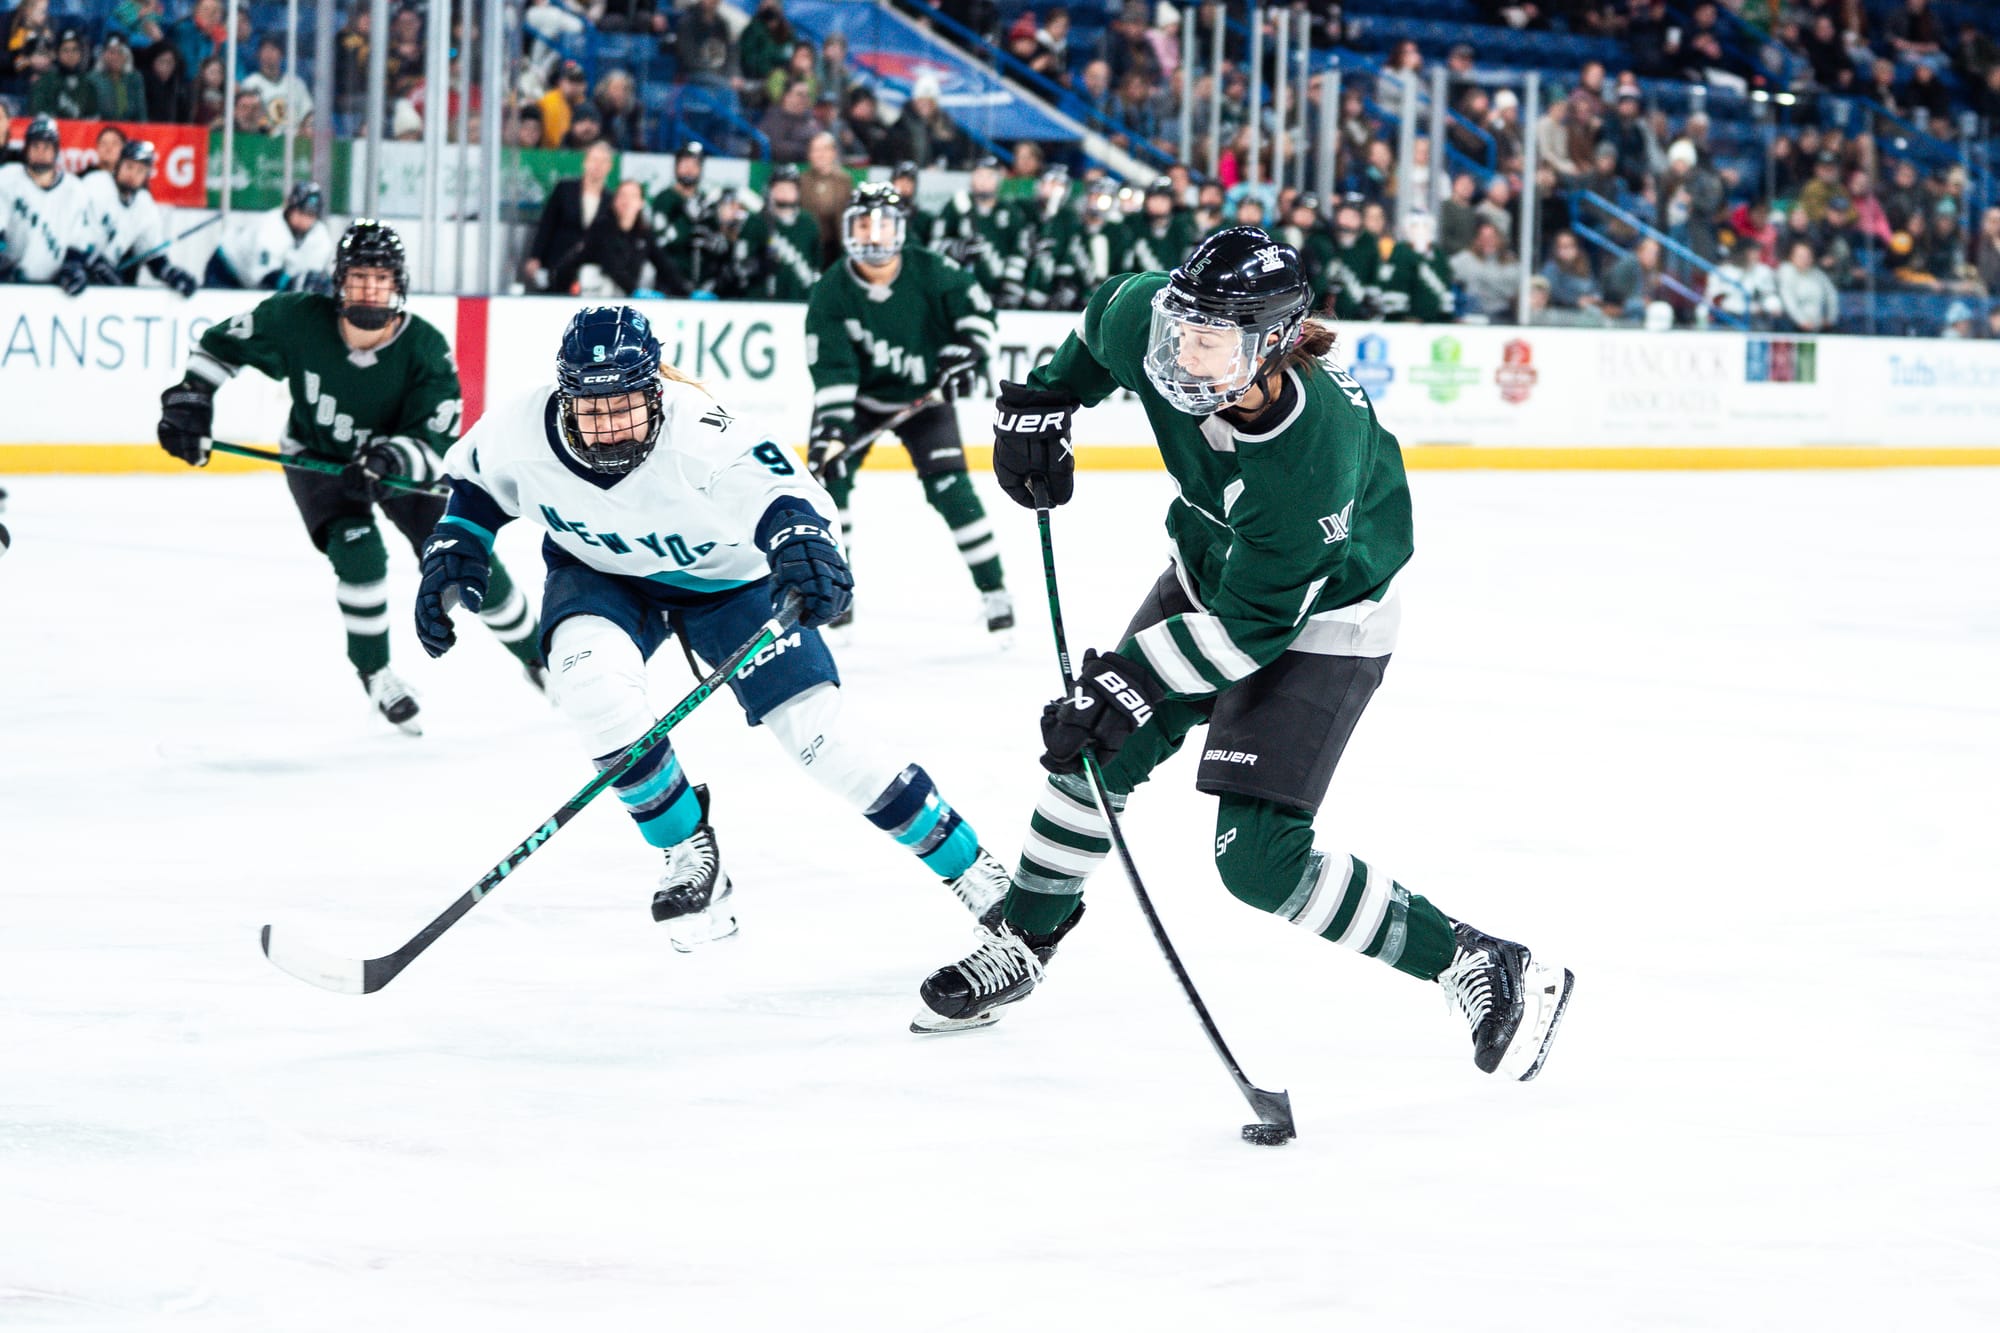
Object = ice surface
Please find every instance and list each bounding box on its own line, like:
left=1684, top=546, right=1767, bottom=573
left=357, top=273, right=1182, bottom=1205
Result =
left=2, top=468, right=1998, bottom=1331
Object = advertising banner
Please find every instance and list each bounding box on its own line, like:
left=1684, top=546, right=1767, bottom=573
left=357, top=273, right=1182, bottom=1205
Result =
left=4, top=120, right=208, bottom=207
left=206, top=133, right=348, bottom=212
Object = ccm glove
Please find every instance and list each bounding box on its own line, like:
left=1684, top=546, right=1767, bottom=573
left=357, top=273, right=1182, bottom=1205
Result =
left=763, top=514, right=853, bottom=628
left=1039, top=649, right=1163, bottom=776
left=807, top=413, right=853, bottom=482
left=414, top=529, right=490, bottom=658
left=936, top=343, right=982, bottom=403
left=342, top=439, right=415, bottom=502
left=992, top=380, right=1080, bottom=509
left=157, top=376, right=216, bottom=466
left=56, top=250, right=89, bottom=297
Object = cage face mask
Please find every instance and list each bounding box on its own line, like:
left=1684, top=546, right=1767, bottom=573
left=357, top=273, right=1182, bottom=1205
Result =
left=1143, top=286, right=1299, bottom=416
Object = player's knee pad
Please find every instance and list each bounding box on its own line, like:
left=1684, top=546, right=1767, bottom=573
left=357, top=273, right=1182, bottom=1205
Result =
left=547, top=616, right=653, bottom=754
left=1212, top=795, right=1316, bottom=915
left=325, top=519, right=389, bottom=586
left=761, top=682, right=902, bottom=809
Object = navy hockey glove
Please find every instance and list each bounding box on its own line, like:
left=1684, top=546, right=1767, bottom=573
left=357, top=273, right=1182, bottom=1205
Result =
left=56, top=251, right=89, bottom=297
left=158, top=263, right=198, bottom=298
left=341, top=439, right=413, bottom=502
left=1039, top=649, right=1162, bottom=776
left=157, top=376, right=215, bottom=466
left=86, top=253, right=122, bottom=287
left=414, top=529, right=490, bottom=658
left=763, top=515, right=853, bottom=628
left=992, top=380, right=1080, bottom=509
left=936, top=343, right=982, bottom=403
left=807, top=414, right=852, bottom=483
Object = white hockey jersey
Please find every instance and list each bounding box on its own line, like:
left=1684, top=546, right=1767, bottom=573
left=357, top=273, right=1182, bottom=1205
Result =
left=79, top=171, right=167, bottom=270
left=444, top=377, right=837, bottom=596
left=0, top=164, right=90, bottom=281
left=217, top=207, right=334, bottom=287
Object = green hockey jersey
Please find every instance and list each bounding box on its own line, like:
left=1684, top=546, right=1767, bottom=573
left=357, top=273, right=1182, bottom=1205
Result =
left=1325, top=232, right=1383, bottom=320
left=1027, top=271, right=1413, bottom=701
left=805, top=245, right=997, bottom=430
left=931, top=193, right=1033, bottom=307
left=735, top=206, right=821, bottom=302
left=187, top=293, right=459, bottom=478
left=1113, top=212, right=1198, bottom=277
left=1377, top=242, right=1455, bottom=321
left=649, top=182, right=727, bottom=292
left=1280, top=225, right=1340, bottom=312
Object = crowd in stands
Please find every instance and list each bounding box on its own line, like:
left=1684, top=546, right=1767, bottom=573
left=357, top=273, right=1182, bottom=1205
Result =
left=4, top=0, right=2000, bottom=333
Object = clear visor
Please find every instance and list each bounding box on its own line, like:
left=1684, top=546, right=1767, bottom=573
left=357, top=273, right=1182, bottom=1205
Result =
left=1143, top=288, right=1268, bottom=416
left=844, top=205, right=905, bottom=265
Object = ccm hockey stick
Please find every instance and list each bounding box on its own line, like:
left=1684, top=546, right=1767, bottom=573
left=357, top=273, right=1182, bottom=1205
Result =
left=261, top=595, right=804, bottom=993
left=808, top=394, right=943, bottom=482
left=206, top=440, right=450, bottom=497
left=1030, top=478, right=1297, bottom=1146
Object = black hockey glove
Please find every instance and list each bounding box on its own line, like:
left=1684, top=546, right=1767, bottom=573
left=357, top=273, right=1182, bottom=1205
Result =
left=85, top=253, right=122, bottom=287
left=1050, top=281, right=1081, bottom=311
left=762, top=513, right=853, bottom=628
left=1039, top=649, right=1163, bottom=776
left=0, top=252, right=17, bottom=283
left=158, top=262, right=198, bottom=298
left=157, top=376, right=215, bottom=466
left=342, top=439, right=412, bottom=503
left=936, top=343, right=982, bottom=403
left=414, top=529, right=490, bottom=658
left=807, top=413, right=852, bottom=483
left=992, top=379, right=1080, bottom=509
left=56, top=250, right=89, bottom=297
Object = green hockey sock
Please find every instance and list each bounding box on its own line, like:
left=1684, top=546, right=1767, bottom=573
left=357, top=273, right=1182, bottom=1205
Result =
left=327, top=520, right=390, bottom=676
left=476, top=558, right=541, bottom=666
left=1006, top=771, right=1121, bottom=936
left=824, top=467, right=856, bottom=551
left=921, top=471, right=1004, bottom=592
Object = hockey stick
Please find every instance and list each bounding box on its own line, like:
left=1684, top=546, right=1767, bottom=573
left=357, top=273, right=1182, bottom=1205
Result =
left=1029, top=478, right=1297, bottom=1146
left=119, top=212, right=225, bottom=271
left=207, top=440, right=450, bottom=497
left=260, top=594, right=804, bottom=994
left=808, top=394, right=942, bottom=483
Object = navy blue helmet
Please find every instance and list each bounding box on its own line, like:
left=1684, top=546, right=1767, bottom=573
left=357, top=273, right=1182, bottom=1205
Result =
left=556, top=306, right=665, bottom=475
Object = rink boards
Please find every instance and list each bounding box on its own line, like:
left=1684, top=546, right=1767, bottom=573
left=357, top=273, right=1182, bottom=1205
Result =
left=3, top=287, right=1999, bottom=472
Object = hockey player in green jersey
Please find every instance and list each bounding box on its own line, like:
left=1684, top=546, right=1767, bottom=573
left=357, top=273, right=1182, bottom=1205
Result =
left=1278, top=194, right=1339, bottom=314
left=890, top=161, right=938, bottom=252
left=155, top=221, right=544, bottom=733
left=1323, top=195, right=1383, bottom=320
left=1021, top=165, right=1080, bottom=311
left=1377, top=211, right=1456, bottom=322
left=1036, top=185, right=1121, bottom=313
left=733, top=164, right=820, bottom=301
left=649, top=142, right=731, bottom=296
left=931, top=157, right=1033, bottom=308
left=912, top=228, right=1575, bottom=1082
left=1112, top=177, right=1199, bottom=276
left=804, top=182, right=1013, bottom=634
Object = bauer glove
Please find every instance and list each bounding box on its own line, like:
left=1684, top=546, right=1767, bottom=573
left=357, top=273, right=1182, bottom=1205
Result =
left=992, top=380, right=1080, bottom=509
left=1039, top=650, right=1162, bottom=776
left=157, top=377, right=215, bottom=466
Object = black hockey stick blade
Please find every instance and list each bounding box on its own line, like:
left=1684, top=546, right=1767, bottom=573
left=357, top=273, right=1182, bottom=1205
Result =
left=259, top=597, right=801, bottom=994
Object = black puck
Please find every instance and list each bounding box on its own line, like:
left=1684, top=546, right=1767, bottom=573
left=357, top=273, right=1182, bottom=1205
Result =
left=1241, top=1121, right=1294, bottom=1146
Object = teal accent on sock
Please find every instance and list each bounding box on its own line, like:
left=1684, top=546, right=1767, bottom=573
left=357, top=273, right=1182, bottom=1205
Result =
left=894, top=797, right=945, bottom=848
left=437, top=514, right=496, bottom=551
left=634, top=785, right=703, bottom=848
left=920, top=820, right=979, bottom=879
left=619, top=753, right=685, bottom=809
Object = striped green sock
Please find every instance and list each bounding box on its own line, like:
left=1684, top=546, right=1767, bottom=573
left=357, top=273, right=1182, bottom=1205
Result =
left=1007, top=771, right=1119, bottom=935
left=1276, top=851, right=1456, bottom=980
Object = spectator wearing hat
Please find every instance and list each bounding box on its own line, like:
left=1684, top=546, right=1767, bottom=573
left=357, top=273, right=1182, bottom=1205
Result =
left=1485, top=87, right=1523, bottom=162
left=885, top=73, right=970, bottom=170
left=511, top=102, right=546, bottom=148
left=242, top=34, right=313, bottom=134
left=6, top=0, right=55, bottom=79
left=539, top=59, right=589, bottom=148
left=32, top=28, right=99, bottom=118
left=139, top=39, right=192, bottom=122
left=1940, top=298, right=1978, bottom=338
left=760, top=78, right=818, bottom=163
left=562, top=100, right=605, bottom=148
left=843, top=85, right=891, bottom=164
left=89, top=35, right=147, bottom=120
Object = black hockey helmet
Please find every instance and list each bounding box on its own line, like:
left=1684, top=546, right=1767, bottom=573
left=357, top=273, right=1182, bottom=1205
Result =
left=1143, top=227, right=1311, bottom=416
left=891, top=159, right=920, bottom=186
left=1146, top=175, right=1176, bottom=199
left=286, top=179, right=325, bottom=218
left=769, top=162, right=801, bottom=184
left=555, top=306, right=666, bottom=476
left=333, top=219, right=408, bottom=331
left=678, top=139, right=707, bottom=163
left=843, top=181, right=907, bottom=266
left=114, top=138, right=157, bottom=200
left=24, top=114, right=61, bottom=171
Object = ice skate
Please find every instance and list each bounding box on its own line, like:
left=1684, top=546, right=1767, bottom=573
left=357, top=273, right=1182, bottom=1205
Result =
left=911, top=903, right=1084, bottom=1034
left=1437, top=921, right=1573, bottom=1081
left=981, top=588, right=1015, bottom=639
left=650, top=785, right=736, bottom=952
left=360, top=668, right=421, bottom=736
left=943, top=846, right=1011, bottom=927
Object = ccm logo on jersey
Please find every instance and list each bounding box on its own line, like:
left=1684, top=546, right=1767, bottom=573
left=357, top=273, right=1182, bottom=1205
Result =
left=996, top=411, right=1070, bottom=434
left=1203, top=749, right=1259, bottom=766
left=1090, top=671, right=1154, bottom=727
left=733, top=631, right=804, bottom=679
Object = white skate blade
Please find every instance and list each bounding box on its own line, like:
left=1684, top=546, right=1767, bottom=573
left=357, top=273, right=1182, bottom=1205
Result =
left=909, top=1008, right=1003, bottom=1035
left=389, top=716, right=423, bottom=737
left=1498, top=962, right=1574, bottom=1082
left=666, top=904, right=739, bottom=953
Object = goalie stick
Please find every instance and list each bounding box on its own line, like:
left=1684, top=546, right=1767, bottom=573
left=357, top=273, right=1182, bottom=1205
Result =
left=1029, top=478, right=1297, bottom=1146
left=260, top=596, right=804, bottom=994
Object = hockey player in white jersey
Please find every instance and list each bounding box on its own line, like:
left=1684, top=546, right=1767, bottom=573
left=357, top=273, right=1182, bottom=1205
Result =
left=206, top=180, right=335, bottom=292
left=0, top=115, right=96, bottom=294
left=414, top=305, right=1014, bottom=950
left=78, top=140, right=199, bottom=295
